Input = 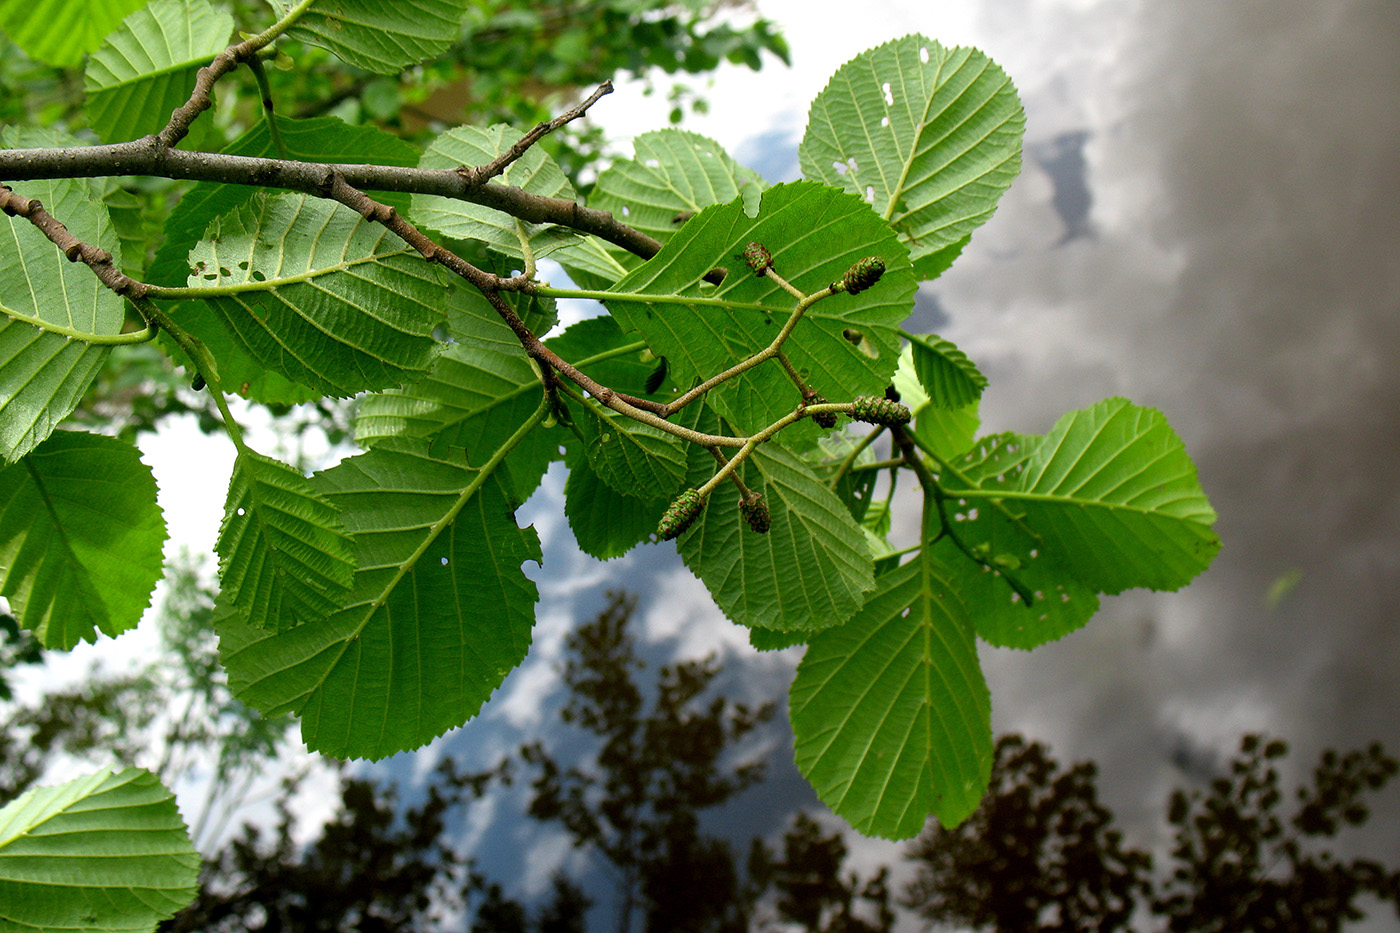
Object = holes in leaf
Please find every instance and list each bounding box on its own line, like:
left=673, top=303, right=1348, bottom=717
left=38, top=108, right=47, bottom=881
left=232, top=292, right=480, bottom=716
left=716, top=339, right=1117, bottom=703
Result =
left=238, top=261, right=250, bottom=270
left=644, top=158, right=661, bottom=168
left=219, top=267, right=231, bottom=277
left=441, top=557, right=449, bottom=566
left=621, top=205, right=631, bottom=216
left=882, top=82, right=894, bottom=105
left=203, top=273, right=218, bottom=281
left=968, top=508, right=979, bottom=520
left=236, top=507, right=245, bottom=516
left=864, top=185, right=876, bottom=203
left=1029, top=548, right=1039, bottom=558
left=920, top=46, right=930, bottom=64
left=252, top=270, right=266, bottom=282
left=900, top=607, right=911, bottom=618
left=881, top=116, right=890, bottom=127
left=833, top=160, right=848, bottom=175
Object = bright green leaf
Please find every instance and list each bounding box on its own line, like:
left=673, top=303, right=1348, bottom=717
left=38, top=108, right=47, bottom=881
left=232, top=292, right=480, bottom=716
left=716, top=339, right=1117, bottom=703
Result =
left=607, top=181, right=915, bottom=438
left=934, top=432, right=1101, bottom=649
left=217, top=451, right=357, bottom=632
left=1004, top=397, right=1220, bottom=594
left=800, top=35, right=1025, bottom=271
left=413, top=124, right=581, bottom=259
left=574, top=401, right=687, bottom=500
left=543, top=315, right=662, bottom=399
left=354, top=285, right=546, bottom=466
left=563, top=453, right=665, bottom=560
left=0, top=144, right=124, bottom=463
left=558, top=129, right=765, bottom=285
left=219, top=441, right=541, bottom=760
left=0, top=431, right=166, bottom=650
left=678, top=443, right=874, bottom=632
left=892, top=344, right=979, bottom=459
left=790, top=551, right=992, bottom=839
left=83, top=0, right=234, bottom=143
left=906, top=332, right=987, bottom=409
left=0, top=0, right=148, bottom=68
left=274, top=0, right=469, bottom=74
left=0, top=767, right=199, bottom=931
left=187, top=192, right=448, bottom=397
left=149, top=116, right=421, bottom=403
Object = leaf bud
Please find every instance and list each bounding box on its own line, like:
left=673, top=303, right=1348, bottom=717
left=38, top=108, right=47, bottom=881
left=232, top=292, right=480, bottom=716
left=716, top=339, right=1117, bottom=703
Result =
left=657, top=488, right=706, bottom=540
left=742, top=241, right=773, bottom=276
left=837, top=256, right=885, bottom=295
left=739, top=493, right=771, bottom=534
left=850, top=395, right=911, bottom=427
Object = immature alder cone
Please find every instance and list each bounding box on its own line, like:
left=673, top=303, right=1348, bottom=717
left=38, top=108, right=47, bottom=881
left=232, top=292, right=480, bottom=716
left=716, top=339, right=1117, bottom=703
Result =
left=739, top=493, right=771, bottom=534
left=742, top=241, right=773, bottom=276
left=850, top=395, right=912, bottom=426
left=658, top=488, right=706, bottom=540
left=805, top=392, right=838, bottom=429
left=839, top=256, right=885, bottom=295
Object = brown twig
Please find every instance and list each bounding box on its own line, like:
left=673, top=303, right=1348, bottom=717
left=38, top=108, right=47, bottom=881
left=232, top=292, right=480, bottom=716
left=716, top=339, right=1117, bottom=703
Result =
left=459, top=81, right=613, bottom=187
left=0, top=183, right=148, bottom=301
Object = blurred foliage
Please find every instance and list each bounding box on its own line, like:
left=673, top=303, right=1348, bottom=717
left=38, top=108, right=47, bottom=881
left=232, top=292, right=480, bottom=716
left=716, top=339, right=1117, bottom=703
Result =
left=0, top=0, right=787, bottom=441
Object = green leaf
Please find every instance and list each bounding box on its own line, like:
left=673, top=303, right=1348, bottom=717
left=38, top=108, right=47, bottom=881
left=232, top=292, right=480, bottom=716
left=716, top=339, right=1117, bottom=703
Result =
left=799, top=430, right=881, bottom=525
left=0, top=431, right=166, bottom=650
left=274, top=0, right=469, bottom=74
left=412, top=124, right=581, bottom=260
left=891, top=344, right=979, bottom=460
left=790, top=551, right=992, bottom=839
left=0, top=158, right=124, bottom=463
left=149, top=115, right=419, bottom=288
left=934, top=433, right=1100, bottom=649
left=906, top=332, right=986, bottom=409
left=678, top=443, right=874, bottom=632
left=354, top=286, right=546, bottom=467
left=0, top=767, right=199, bottom=931
left=187, top=192, right=448, bottom=397
left=563, top=453, right=665, bottom=560
left=83, top=0, right=235, bottom=143
left=149, top=115, right=420, bottom=404
left=217, top=451, right=357, bottom=632
left=219, top=441, right=541, bottom=760
left=558, top=129, right=765, bottom=285
left=606, top=181, right=916, bottom=438
left=574, top=402, right=687, bottom=500
left=0, top=0, right=148, bottom=68
left=800, top=35, right=1024, bottom=271
left=1005, top=397, right=1220, bottom=594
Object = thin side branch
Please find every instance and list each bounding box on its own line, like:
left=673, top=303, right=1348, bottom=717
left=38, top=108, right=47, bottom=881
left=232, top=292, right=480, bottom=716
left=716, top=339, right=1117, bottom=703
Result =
left=0, top=183, right=148, bottom=300
left=459, top=81, right=613, bottom=187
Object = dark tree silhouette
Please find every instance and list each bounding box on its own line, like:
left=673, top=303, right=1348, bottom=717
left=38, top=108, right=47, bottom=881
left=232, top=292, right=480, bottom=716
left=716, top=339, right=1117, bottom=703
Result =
left=748, top=812, right=895, bottom=933
left=902, top=733, right=1400, bottom=933
left=1153, top=735, right=1400, bottom=932
left=520, top=590, right=775, bottom=933
left=902, top=733, right=1149, bottom=932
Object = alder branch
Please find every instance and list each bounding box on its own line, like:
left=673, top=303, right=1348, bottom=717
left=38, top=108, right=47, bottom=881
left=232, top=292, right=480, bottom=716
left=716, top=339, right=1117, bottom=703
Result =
left=0, top=143, right=665, bottom=264
left=459, top=81, right=613, bottom=187
left=0, top=183, right=149, bottom=301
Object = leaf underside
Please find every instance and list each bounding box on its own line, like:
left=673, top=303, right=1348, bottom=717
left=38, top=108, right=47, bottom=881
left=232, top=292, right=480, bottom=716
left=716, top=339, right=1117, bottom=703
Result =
left=188, top=192, right=448, bottom=397
left=0, top=432, right=166, bottom=650
left=219, top=441, right=541, bottom=760
left=790, top=552, right=992, bottom=839
left=0, top=767, right=199, bottom=931
left=275, top=0, right=471, bottom=74
left=800, top=35, right=1025, bottom=276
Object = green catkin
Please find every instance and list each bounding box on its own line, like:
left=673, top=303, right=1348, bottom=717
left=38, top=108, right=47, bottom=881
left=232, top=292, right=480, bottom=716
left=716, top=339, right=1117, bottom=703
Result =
left=806, top=392, right=838, bottom=429
left=837, top=256, right=885, bottom=295
left=850, top=395, right=911, bottom=426
left=742, top=241, right=773, bottom=276
left=657, top=488, right=706, bottom=540
left=739, top=493, right=771, bottom=534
